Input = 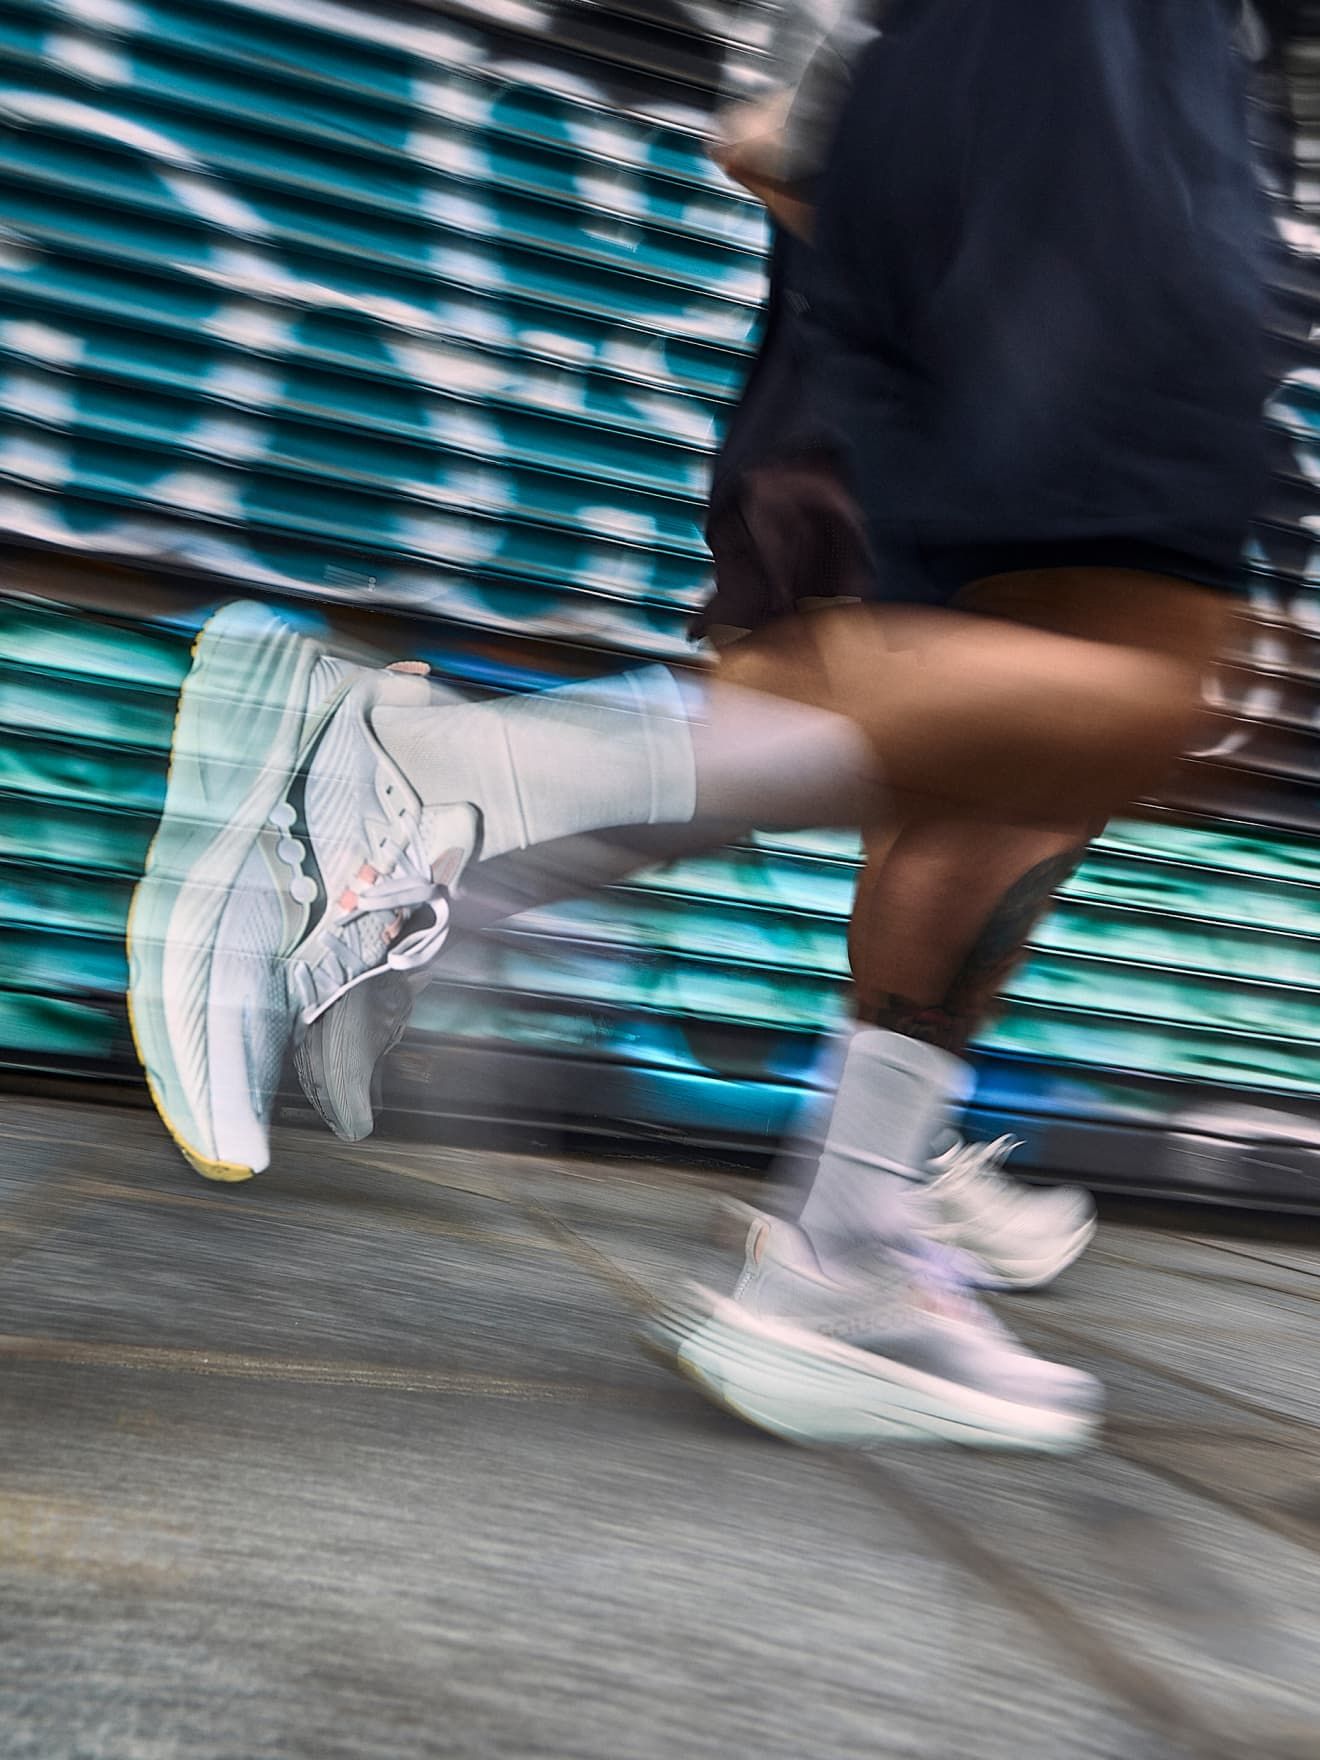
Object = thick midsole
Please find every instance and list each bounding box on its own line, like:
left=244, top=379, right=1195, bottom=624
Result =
left=127, top=602, right=330, bottom=1169
left=647, top=1290, right=1099, bottom=1453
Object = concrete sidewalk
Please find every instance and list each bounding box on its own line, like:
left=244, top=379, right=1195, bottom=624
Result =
left=2, top=1095, right=1318, bottom=1760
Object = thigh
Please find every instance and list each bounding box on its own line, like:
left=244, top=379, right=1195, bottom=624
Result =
left=954, top=567, right=1235, bottom=670
left=711, top=581, right=1231, bottom=827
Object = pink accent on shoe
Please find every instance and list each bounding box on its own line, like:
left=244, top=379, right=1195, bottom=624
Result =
left=431, top=846, right=465, bottom=890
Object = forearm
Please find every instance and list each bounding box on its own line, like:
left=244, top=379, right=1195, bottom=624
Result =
left=715, top=157, right=814, bottom=240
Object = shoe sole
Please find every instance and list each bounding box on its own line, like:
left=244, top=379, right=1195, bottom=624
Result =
left=291, top=976, right=414, bottom=1143
left=642, top=1287, right=1100, bottom=1454
left=127, top=601, right=339, bottom=1180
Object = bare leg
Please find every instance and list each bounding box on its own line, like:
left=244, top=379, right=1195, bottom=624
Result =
left=840, top=562, right=1229, bottom=1049
left=711, top=616, right=1095, bottom=1054
left=367, top=570, right=1228, bottom=1250
left=699, top=572, right=1230, bottom=832
left=374, top=573, right=1228, bottom=869
left=722, top=571, right=1229, bottom=1254
left=848, top=815, right=1094, bottom=1053
left=353, top=568, right=1226, bottom=1282
left=777, top=814, right=1104, bottom=1277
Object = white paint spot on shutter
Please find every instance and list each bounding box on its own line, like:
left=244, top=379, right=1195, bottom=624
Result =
left=0, top=436, right=71, bottom=485
left=205, top=359, right=282, bottom=407
left=519, top=369, right=583, bottom=413
left=400, top=511, right=499, bottom=565
left=627, top=393, right=717, bottom=447
left=411, top=81, right=492, bottom=130
left=577, top=171, right=645, bottom=219
left=423, top=189, right=499, bottom=236
left=426, top=406, right=505, bottom=456
left=579, top=506, right=657, bottom=543
left=430, top=245, right=504, bottom=293
left=164, top=171, right=267, bottom=237
left=1277, top=214, right=1320, bottom=257
left=43, top=32, right=132, bottom=83
left=203, top=304, right=293, bottom=353
left=54, top=0, right=143, bottom=30
left=436, top=301, right=513, bottom=347
left=156, top=468, right=240, bottom=517
left=566, top=117, right=647, bottom=166
left=1, top=371, right=76, bottom=426
left=520, top=330, right=593, bottom=363
left=390, top=339, right=508, bottom=395
left=430, top=465, right=510, bottom=514
left=1, top=321, right=83, bottom=366
left=407, top=129, right=483, bottom=179
left=189, top=416, right=267, bottom=462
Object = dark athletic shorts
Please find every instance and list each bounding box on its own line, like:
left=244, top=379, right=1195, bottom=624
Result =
left=694, top=452, right=1241, bottom=650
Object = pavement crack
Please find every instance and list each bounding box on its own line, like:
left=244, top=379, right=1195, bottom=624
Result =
left=519, top=1198, right=656, bottom=1311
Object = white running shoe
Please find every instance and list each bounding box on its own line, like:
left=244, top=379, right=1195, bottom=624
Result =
left=127, top=601, right=477, bottom=1180
left=645, top=1213, right=1101, bottom=1452
left=904, top=1136, right=1096, bottom=1292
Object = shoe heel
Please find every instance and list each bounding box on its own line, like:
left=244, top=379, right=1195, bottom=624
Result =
left=708, top=1196, right=770, bottom=1252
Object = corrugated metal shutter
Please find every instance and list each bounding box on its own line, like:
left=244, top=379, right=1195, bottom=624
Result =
left=1, top=0, right=1318, bottom=1202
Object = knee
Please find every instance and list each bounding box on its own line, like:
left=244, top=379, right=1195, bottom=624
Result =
left=1072, top=651, right=1210, bottom=807
left=1123, top=650, right=1207, bottom=749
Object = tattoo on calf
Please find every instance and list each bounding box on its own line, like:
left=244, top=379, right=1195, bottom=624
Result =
left=854, top=846, right=1089, bottom=1054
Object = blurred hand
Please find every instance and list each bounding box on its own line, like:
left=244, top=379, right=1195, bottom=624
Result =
left=711, top=92, right=815, bottom=240
left=711, top=88, right=797, bottom=185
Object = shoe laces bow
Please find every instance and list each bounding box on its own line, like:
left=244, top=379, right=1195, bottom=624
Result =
left=294, top=822, right=451, bottom=1027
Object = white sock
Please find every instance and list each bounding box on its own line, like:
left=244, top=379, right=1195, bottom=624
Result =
left=373, top=668, right=698, bottom=862
left=797, top=1028, right=974, bottom=1261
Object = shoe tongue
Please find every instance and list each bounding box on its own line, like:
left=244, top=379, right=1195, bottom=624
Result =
left=417, top=801, right=480, bottom=888
left=345, top=901, right=398, bottom=974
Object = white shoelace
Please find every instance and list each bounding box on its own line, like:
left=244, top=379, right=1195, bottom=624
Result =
left=292, top=827, right=451, bottom=1027
left=937, top=1135, right=1026, bottom=1198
